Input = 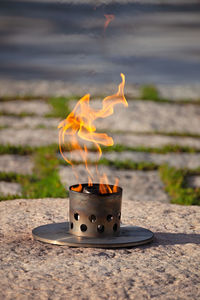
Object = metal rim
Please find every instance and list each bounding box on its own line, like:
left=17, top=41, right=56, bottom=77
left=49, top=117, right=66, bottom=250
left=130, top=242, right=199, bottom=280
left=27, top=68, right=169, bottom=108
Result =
left=32, top=222, right=154, bottom=248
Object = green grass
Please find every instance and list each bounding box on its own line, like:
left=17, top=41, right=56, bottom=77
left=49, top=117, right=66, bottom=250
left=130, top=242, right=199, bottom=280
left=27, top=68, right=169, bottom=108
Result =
left=139, top=85, right=200, bottom=104
left=99, top=158, right=158, bottom=170
left=1, top=143, right=200, bottom=204
left=140, top=85, right=160, bottom=101
left=159, top=165, right=200, bottom=205
left=0, top=145, right=67, bottom=200
left=22, top=147, right=67, bottom=198
left=46, top=96, right=80, bottom=119
left=0, top=144, right=35, bottom=155
left=0, top=194, right=23, bottom=201
left=0, top=95, right=47, bottom=102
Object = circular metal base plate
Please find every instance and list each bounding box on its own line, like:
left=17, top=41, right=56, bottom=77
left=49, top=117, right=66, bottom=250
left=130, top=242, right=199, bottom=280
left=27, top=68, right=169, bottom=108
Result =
left=32, top=222, right=154, bottom=248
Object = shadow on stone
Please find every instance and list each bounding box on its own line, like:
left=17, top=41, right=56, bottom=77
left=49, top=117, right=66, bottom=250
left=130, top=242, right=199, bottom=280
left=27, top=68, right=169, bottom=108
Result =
left=154, top=232, right=200, bottom=246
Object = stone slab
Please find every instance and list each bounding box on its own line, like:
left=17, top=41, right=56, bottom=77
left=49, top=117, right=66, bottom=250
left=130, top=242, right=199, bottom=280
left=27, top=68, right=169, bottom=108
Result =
left=0, top=129, right=59, bottom=146
left=103, top=151, right=200, bottom=169
left=0, top=155, right=33, bottom=175
left=0, top=181, right=22, bottom=196
left=158, top=84, right=200, bottom=101
left=0, top=116, right=60, bottom=129
left=59, top=165, right=169, bottom=202
left=1, top=79, right=200, bottom=101
left=61, top=150, right=200, bottom=169
left=0, top=198, right=199, bottom=300
left=1, top=127, right=200, bottom=149
left=69, top=100, right=200, bottom=134
left=112, top=133, right=200, bottom=149
left=187, top=176, right=200, bottom=188
left=0, top=100, right=52, bottom=116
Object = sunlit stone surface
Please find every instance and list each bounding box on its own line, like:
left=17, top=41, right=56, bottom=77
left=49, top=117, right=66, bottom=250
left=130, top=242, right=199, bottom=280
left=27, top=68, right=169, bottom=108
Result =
left=0, top=198, right=199, bottom=299
left=0, top=155, right=33, bottom=175
left=0, top=181, right=22, bottom=196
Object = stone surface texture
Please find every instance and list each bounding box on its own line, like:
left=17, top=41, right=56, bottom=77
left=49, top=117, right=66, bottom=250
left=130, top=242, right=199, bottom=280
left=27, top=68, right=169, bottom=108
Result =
left=187, top=176, right=200, bottom=188
left=112, top=133, right=200, bottom=149
left=0, top=129, right=59, bottom=146
left=103, top=152, right=200, bottom=169
left=59, top=165, right=169, bottom=202
left=2, top=127, right=200, bottom=148
left=0, top=198, right=199, bottom=300
left=69, top=101, right=200, bottom=134
left=1, top=80, right=200, bottom=101
left=0, top=100, right=51, bottom=116
left=0, top=181, right=22, bottom=196
left=61, top=150, right=200, bottom=169
left=0, top=116, right=60, bottom=129
left=0, top=155, right=33, bottom=175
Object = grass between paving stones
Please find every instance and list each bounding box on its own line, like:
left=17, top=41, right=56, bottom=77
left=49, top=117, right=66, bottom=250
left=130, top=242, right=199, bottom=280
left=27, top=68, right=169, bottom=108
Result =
left=46, top=96, right=80, bottom=119
left=140, top=85, right=160, bottom=101
left=159, top=165, right=200, bottom=206
left=0, top=143, right=200, bottom=204
left=22, top=147, right=67, bottom=198
left=0, top=145, right=67, bottom=201
left=0, top=172, right=31, bottom=201
left=101, top=144, right=200, bottom=153
left=0, top=144, right=36, bottom=155
left=140, top=85, right=200, bottom=104
left=58, top=158, right=200, bottom=205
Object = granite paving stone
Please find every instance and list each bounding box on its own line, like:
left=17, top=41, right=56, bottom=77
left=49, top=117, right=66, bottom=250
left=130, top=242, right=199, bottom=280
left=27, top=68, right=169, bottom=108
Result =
left=112, top=133, right=200, bottom=149
left=0, top=100, right=52, bottom=116
left=61, top=150, right=200, bottom=169
left=0, top=181, right=22, bottom=196
left=59, top=165, right=169, bottom=202
left=0, top=155, right=33, bottom=175
left=0, top=116, right=60, bottom=129
left=0, top=128, right=59, bottom=146
left=69, top=101, right=200, bottom=134
left=158, top=84, right=200, bottom=101
left=1, top=80, right=200, bottom=101
left=0, top=197, right=199, bottom=300
left=187, top=176, right=200, bottom=188
left=103, top=151, right=200, bottom=169
left=2, top=127, right=200, bottom=149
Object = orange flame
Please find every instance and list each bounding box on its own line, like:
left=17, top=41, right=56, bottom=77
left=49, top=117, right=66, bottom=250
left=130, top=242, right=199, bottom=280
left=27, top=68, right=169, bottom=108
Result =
left=58, top=73, right=128, bottom=194
left=113, top=178, right=119, bottom=193
left=104, top=14, right=115, bottom=31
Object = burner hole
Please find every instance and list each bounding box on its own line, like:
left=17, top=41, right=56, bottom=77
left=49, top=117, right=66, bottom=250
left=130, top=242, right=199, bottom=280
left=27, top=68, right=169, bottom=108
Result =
left=97, top=225, right=104, bottom=233
left=80, top=224, right=87, bottom=232
left=70, top=222, right=73, bottom=229
left=89, top=215, right=96, bottom=223
left=118, top=212, right=121, bottom=220
left=113, top=223, right=118, bottom=232
left=74, top=213, right=80, bottom=221
left=107, top=214, right=113, bottom=222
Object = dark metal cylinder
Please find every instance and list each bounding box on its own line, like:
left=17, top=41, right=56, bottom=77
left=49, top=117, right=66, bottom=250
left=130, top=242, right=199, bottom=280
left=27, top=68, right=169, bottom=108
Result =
left=69, top=183, right=122, bottom=238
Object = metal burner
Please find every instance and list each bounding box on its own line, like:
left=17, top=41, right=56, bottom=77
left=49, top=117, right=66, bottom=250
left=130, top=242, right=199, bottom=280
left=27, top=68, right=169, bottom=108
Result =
left=32, top=184, right=154, bottom=248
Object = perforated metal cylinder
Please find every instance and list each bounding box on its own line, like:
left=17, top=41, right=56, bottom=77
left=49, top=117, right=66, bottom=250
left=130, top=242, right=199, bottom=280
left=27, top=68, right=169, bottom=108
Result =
left=69, top=183, right=122, bottom=238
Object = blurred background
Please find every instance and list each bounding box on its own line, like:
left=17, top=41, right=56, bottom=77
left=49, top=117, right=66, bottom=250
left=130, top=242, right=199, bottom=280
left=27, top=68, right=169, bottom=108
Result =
left=0, top=0, right=200, bottom=205
left=1, top=0, right=200, bottom=88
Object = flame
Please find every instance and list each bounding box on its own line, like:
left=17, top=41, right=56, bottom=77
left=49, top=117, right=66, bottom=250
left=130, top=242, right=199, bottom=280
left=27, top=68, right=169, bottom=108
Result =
left=58, top=73, right=128, bottom=194
left=104, top=14, right=115, bottom=31
left=113, top=178, right=119, bottom=193
left=71, top=184, right=82, bottom=192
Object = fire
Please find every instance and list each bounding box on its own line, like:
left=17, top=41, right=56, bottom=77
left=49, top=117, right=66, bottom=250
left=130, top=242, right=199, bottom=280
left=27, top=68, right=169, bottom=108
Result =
left=58, top=73, right=128, bottom=193
left=104, top=14, right=115, bottom=31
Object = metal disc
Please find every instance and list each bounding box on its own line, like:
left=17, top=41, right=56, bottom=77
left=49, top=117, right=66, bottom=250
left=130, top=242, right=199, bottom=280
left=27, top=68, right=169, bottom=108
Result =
left=32, top=222, right=153, bottom=248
